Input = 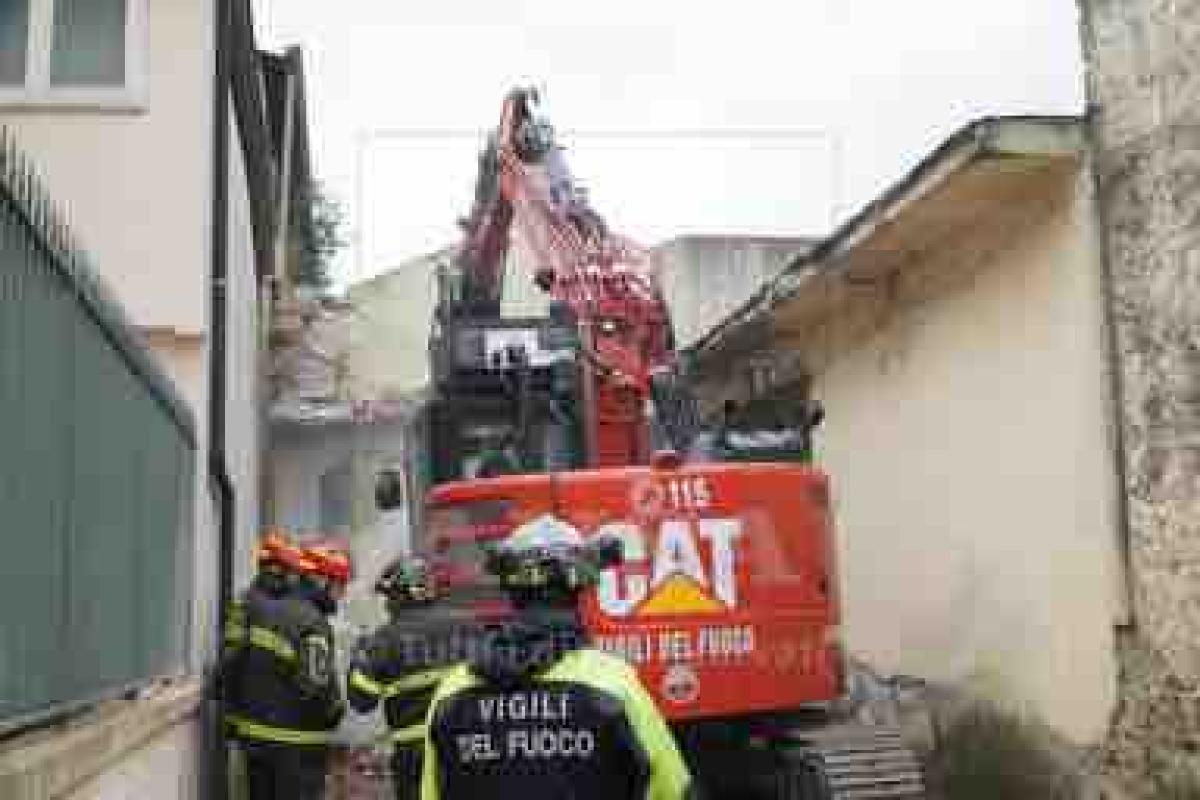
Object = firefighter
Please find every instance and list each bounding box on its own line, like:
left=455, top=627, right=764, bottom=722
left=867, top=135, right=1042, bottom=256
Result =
left=222, top=537, right=350, bottom=800
left=419, top=515, right=696, bottom=800
left=347, top=557, right=474, bottom=799
left=222, top=531, right=309, bottom=680
left=222, top=532, right=304, bottom=693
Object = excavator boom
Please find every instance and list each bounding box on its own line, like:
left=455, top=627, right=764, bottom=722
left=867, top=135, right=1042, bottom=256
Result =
left=451, top=88, right=676, bottom=465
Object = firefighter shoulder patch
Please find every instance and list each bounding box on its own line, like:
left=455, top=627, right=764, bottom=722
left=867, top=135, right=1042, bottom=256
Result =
left=303, top=634, right=333, bottom=687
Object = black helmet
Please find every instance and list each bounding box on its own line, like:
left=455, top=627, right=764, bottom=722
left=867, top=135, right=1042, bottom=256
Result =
left=374, top=556, right=436, bottom=606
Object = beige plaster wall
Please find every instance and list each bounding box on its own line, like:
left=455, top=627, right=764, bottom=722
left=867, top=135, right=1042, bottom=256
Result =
left=0, top=0, right=214, bottom=334
left=814, top=171, right=1120, bottom=742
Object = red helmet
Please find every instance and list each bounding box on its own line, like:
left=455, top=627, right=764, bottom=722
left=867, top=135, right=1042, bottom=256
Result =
left=302, top=540, right=353, bottom=585
left=257, top=530, right=311, bottom=573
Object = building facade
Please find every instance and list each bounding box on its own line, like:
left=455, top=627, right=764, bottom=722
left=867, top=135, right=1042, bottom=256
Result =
left=342, top=249, right=449, bottom=401
left=0, top=1, right=311, bottom=796
left=690, top=118, right=1123, bottom=744
left=654, top=234, right=815, bottom=349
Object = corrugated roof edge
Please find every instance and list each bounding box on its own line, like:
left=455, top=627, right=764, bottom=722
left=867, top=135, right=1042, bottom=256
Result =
left=684, top=115, right=1084, bottom=361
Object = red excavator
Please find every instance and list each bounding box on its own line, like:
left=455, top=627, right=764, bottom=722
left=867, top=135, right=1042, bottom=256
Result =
left=381, top=88, right=924, bottom=799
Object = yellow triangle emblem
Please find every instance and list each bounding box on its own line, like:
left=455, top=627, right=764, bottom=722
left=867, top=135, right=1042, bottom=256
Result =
left=637, top=575, right=723, bottom=615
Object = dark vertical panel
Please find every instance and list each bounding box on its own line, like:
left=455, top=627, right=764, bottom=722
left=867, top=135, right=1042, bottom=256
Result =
left=0, top=0, right=29, bottom=85
left=0, top=133, right=195, bottom=728
left=0, top=202, right=67, bottom=720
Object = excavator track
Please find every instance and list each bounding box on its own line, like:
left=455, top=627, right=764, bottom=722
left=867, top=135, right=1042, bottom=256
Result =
left=778, top=726, right=926, bottom=800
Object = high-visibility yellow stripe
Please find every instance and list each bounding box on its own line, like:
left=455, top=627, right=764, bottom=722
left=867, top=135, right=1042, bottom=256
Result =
left=226, top=715, right=331, bottom=746
left=223, top=621, right=296, bottom=662
left=423, top=650, right=694, bottom=800
left=350, top=668, right=385, bottom=697
left=385, top=666, right=450, bottom=696
left=247, top=626, right=297, bottom=662
left=391, top=722, right=425, bottom=745
left=544, top=650, right=692, bottom=800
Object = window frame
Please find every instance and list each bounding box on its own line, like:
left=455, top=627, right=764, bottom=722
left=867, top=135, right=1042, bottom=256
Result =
left=0, top=0, right=148, bottom=110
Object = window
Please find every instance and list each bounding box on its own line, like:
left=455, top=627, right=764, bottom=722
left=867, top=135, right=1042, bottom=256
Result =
left=51, top=0, right=127, bottom=86
left=0, top=3, right=29, bottom=86
left=0, top=0, right=147, bottom=107
left=319, top=460, right=353, bottom=534
left=745, top=361, right=776, bottom=398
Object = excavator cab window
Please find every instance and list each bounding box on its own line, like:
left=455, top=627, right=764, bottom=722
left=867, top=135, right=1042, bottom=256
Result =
left=706, top=398, right=825, bottom=464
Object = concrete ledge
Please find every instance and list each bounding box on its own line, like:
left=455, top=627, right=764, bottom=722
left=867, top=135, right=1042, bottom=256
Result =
left=0, top=679, right=203, bottom=800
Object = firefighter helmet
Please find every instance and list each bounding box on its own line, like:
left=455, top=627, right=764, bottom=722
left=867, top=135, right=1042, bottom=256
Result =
left=256, top=530, right=310, bottom=573
left=485, top=515, right=622, bottom=595
left=302, top=540, right=353, bottom=585
left=374, top=556, right=437, bottom=605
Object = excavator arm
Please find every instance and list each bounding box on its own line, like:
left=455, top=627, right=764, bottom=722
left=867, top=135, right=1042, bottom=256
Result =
left=450, top=88, right=685, bottom=464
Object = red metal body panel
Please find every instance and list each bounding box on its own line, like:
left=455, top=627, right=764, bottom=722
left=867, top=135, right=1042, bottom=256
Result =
left=425, top=462, right=843, bottom=721
left=455, top=90, right=671, bottom=467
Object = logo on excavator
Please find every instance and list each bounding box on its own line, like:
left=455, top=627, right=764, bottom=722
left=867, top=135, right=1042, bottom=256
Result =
left=593, top=517, right=742, bottom=617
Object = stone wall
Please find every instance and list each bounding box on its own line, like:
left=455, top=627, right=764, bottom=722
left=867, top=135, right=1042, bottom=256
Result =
left=0, top=682, right=203, bottom=800
left=1077, top=0, right=1200, bottom=792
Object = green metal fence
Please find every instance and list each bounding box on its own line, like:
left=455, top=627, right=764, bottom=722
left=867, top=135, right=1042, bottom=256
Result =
left=0, top=130, right=196, bottom=731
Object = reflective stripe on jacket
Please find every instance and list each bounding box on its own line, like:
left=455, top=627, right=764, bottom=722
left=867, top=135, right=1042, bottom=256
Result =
left=346, top=611, right=476, bottom=751
left=222, top=586, right=344, bottom=746
left=420, top=647, right=693, bottom=800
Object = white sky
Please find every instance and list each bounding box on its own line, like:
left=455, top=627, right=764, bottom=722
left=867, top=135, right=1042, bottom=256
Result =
left=252, top=0, right=1085, bottom=286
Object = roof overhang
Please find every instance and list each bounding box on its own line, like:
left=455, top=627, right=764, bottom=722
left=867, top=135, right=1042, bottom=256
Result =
left=687, top=116, right=1085, bottom=368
